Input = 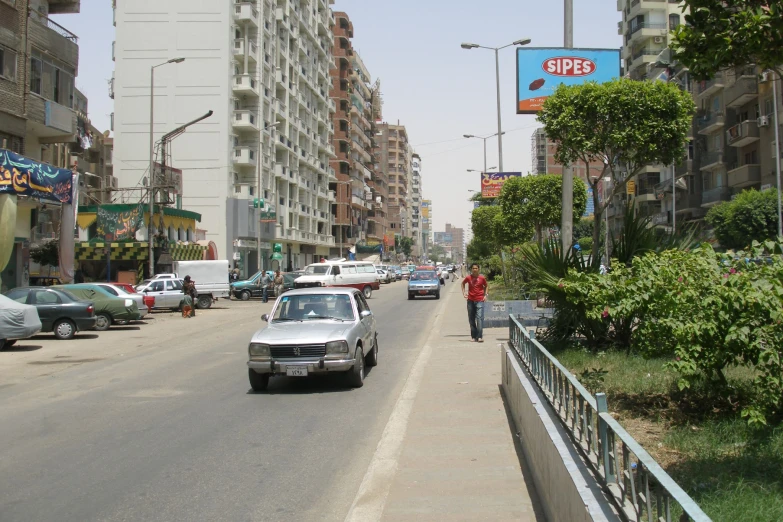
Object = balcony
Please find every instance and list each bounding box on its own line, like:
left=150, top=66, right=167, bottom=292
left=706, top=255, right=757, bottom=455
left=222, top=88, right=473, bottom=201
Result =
left=233, top=147, right=258, bottom=167
left=696, top=73, right=724, bottom=98
left=726, top=120, right=760, bottom=147
left=728, top=164, right=762, bottom=189
left=629, top=22, right=668, bottom=44
left=47, top=0, right=81, bottom=14
left=233, top=75, right=259, bottom=97
left=233, top=39, right=258, bottom=63
left=27, top=96, right=76, bottom=141
left=675, top=158, right=698, bottom=177
left=629, top=0, right=668, bottom=18
left=724, top=76, right=758, bottom=109
left=701, top=186, right=732, bottom=207
left=630, top=48, right=663, bottom=69
left=697, top=111, right=725, bottom=135
left=699, top=150, right=726, bottom=171
left=232, top=110, right=260, bottom=132
left=28, top=11, right=79, bottom=67
left=233, top=2, right=259, bottom=26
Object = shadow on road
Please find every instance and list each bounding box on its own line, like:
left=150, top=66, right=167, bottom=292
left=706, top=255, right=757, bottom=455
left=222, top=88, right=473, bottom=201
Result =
left=1, top=344, right=43, bottom=352
left=108, top=326, right=141, bottom=332
left=247, top=366, right=375, bottom=395
left=30, top=333, right=100, bottom=341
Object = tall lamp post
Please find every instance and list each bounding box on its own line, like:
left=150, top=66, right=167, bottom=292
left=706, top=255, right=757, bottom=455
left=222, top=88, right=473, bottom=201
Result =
left=463, top=132, right=504, bottom=174
left=461, top=39, right=531, bottom=172
left=149, top=57, right=185, bottom=278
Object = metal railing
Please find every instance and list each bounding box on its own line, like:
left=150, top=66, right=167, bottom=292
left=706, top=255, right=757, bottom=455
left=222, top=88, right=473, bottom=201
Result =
left=507, top=316, right=711, bottom=522
left=31, top=11, right=78, bottom=42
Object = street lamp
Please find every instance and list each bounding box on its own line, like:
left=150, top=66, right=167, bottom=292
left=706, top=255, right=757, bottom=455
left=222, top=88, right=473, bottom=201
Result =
left=461, top=39, right=531, bottom=171
left=467, top=167, right=496, bottom=173
left=464, top=133, right=504, bottom=173
left=149, top=57, right=185, bottom=277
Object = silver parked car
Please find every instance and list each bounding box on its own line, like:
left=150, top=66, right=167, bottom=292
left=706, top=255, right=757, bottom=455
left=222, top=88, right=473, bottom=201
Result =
left=136, top=279, right=185, bottom=310
left=247, top=287, right=379, bottom=391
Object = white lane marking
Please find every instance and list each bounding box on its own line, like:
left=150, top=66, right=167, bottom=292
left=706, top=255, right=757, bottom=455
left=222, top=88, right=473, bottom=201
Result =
left=344, top=286, right=454, bottom=522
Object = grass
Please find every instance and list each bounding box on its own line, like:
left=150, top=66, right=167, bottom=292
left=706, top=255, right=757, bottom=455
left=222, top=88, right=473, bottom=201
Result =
left=547, top=342, right=783, bottom=522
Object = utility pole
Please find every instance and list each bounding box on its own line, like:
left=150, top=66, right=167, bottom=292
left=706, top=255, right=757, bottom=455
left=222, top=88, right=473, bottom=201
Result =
left=561, top=0, right=574, bottom=252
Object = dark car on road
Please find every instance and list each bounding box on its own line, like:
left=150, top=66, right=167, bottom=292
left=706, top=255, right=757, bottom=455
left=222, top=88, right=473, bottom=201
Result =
left=231, top=271, right=302, bottom=300
left=3, top=287, right=97, bottom=340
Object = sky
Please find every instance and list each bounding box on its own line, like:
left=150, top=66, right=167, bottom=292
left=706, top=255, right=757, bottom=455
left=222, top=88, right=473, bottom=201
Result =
left=54, top=0, right=622, bottom=236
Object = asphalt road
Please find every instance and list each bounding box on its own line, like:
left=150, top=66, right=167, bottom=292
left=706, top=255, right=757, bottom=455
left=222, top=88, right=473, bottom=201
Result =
left=0, top=280, right=447, bottom=522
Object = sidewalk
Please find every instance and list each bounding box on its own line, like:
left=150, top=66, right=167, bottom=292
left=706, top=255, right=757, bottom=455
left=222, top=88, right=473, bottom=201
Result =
left=348, top=282, right=544, bottom=522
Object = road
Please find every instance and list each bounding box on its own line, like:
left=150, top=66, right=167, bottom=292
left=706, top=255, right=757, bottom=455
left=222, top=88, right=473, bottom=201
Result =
left=0, top=280, right=447, bottom=522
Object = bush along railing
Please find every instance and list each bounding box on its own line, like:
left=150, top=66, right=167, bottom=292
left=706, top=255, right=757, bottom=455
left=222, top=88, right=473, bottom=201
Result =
left=508, top=315, right=711, bottom=522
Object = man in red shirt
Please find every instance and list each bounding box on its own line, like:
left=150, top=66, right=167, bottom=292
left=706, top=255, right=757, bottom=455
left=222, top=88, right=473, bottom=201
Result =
left=461, top=263, right=488, bottom=342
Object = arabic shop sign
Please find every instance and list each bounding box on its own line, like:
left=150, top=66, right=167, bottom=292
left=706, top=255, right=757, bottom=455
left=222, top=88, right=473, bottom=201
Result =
left=96, top=204, right=145, bottom=241
left=0, top=149, right=75, bottom=203
left=259, top=210, right=276, bottom=223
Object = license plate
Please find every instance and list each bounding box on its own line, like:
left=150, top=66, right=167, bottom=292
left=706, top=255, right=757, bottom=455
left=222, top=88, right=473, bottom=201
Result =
left=419, top=290, right=427, bottom=294
left=286, top=366, right=308, bottom=377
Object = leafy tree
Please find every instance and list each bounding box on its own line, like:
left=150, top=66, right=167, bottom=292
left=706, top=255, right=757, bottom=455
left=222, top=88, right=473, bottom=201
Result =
left=469, top=192, right=495, bottom=206
left=395, top=235, right=414, bottom=257
left=706, top=189, right=781, bottom=249
left=30, top=240, right=59, bottom=268
left=497, top=175, right=587, bottom=245
left=671, top=0, right=783, bottom=79
left=537, top=78, right=695, bottom=261
left=470, top=205, right=503, bottom=249
left=429, top=244, right=447, bottom=263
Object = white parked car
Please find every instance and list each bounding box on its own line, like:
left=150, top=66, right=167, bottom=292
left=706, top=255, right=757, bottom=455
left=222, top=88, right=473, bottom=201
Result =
left=375, top=268, right=392, bottom=284
left=92, top=283, right=149, bottom=318
left=136, top=279, right=186, bottom=311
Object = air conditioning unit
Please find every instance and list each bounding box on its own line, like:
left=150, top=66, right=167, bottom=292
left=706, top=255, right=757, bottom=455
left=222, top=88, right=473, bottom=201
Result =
left=759, top=70, right=772, bottom=83
left=653, top=36, right=665, bottom=44
left=109, top=176, right=118, bottom=189
left=758, top=115, right=770, bottom=127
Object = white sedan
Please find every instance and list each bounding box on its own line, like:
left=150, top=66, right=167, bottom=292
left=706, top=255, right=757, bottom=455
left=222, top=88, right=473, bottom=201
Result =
left=92, top=283, right=150, bottom=318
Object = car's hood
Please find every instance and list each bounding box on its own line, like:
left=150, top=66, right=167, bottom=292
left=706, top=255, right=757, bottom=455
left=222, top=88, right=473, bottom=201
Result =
left=250, top=321, right=353, bottom=343
left=231, top=280, right=256, bottom=288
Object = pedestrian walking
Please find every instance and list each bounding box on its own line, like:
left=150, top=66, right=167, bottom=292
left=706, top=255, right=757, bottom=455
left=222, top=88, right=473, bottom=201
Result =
left=260, top=271, right=272, bottom=303
left=273, top=269, right=284, bottom=299
left=182, top=275, right=197, bottom=318
left=461, top=263, right=488, bottom=342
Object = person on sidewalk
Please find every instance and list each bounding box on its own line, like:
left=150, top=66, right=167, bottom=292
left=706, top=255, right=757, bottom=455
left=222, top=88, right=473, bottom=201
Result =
left=260, top=271, right=272, bottom=303
left=461, top=263, right=488, bottom=342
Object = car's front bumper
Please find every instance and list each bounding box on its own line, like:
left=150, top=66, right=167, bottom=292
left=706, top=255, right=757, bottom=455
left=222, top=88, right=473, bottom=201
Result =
left=247, top=357, right=356, bottom=374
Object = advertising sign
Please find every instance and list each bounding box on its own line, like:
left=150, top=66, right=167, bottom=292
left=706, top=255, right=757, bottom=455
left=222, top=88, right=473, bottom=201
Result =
left=516, top=48, right=621, bottom=114
left=259, top=210, right=276, bottom=223
left=96, top=203, right=145, bottom=241
left=0, top=148, right=74, bottom=203
left=481, top=172, right=522, bottom=198
left=584, top=184, right=594, bottom=217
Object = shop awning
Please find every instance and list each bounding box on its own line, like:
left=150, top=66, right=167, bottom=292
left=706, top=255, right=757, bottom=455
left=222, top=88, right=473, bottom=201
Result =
left=76, top=242, right=148, bottom=261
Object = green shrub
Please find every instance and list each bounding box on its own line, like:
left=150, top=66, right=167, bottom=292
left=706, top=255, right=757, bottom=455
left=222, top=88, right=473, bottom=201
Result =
left=577, top=236, right=593, bottom=252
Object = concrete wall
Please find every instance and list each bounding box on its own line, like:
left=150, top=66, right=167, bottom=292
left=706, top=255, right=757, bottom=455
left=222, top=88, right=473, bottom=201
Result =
left=501, top=344, right=619, bottom=522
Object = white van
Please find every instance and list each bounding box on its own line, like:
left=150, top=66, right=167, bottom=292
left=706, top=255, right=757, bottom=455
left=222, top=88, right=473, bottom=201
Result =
left=294, top=260, right=381, bottom=298
left=172, top=260, right=231, bottom=308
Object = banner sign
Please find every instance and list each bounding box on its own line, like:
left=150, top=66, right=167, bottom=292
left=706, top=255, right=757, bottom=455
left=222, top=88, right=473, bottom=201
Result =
left=481, top=172, right=522, bottom=198
left=584, top=185, right=595, bottom=217
left=0, top=148, right=74, bottom=203
left=516, top=48, right=621, bottom=114
left=96, top=203, right=145, bottom=241
left=259, top=210, right=276, bottom=223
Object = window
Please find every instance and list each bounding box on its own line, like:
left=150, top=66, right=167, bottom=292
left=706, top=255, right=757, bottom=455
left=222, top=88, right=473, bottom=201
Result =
left=165, top=280, right=178, bottom=291
left=5, top=288, right=29, bottom=303
left=356, top=293, right=369, bottom=314
left=343, top=265, right=357, bottom=274
left=744, top=150, right=758, bottom=165
left=0, top=45, right=17, bottom=81
left=29, top=50, right=74, bottom=106
left=151, top=281, right=164, bottom=292
left=100, top=285, right=119, bottom=296
left=33, top=290, right=62, bottom=304
left=669, top=14, right=680, bottom=30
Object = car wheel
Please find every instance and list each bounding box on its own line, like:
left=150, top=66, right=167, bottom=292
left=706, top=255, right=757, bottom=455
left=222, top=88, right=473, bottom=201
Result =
left=408, top=293, right=414, bottom=300
left=363, top=286, right=372, bottom=299
left=435, top=291, right=441, bottom=300
left=95, top=313, right=112, bottom=331
left=365, top=334, right=378, bottom=367
left=53, top=319, right=76, bottom=340
left=346, top=346, right=365, bottom=388
left=248, top=369, right=270, bottom=392
left=240, top=290, right=251, bottom=301
left=197, top=295, right=212, bottom=309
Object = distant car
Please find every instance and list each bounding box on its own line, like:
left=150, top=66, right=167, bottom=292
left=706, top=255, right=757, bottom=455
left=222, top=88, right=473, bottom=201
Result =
left=408, top=270, right=442, bottom=300
left=55, top=284, right=141, bottom=331
left=393, top=266, right=403, bottom=280
left=151, top=273, right=179, bottom=280
left=92, top=283, right=150, bottom=319
left=136, top=279, right=186, bottom=311
left=0, top=293, right=42, bottom=349
left=28, top=276, right=62, bottom=287
left=3, top=287, right=96, bottom=340
left=247, top=287, right=378, bottom=391
left=376, top=268, right=392, bottom=284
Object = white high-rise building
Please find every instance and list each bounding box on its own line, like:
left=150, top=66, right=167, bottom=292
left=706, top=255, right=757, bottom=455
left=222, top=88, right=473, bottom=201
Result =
left=410, top=153, right=422, bottom=259
left=112, top=0, right=337, bottom=274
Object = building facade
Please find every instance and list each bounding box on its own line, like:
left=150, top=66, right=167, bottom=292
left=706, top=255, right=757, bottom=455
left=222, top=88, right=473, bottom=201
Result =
left=421, top=198, right=432, bottom=259
left=112, top=0, right=337, bottom=276
left=434, top=223, right=464, bottom=264
left=530, top=128, right=604, bottom=180
left=410, top=152, right=422, bottom=258
left=0, top=0, right=81, bottom=291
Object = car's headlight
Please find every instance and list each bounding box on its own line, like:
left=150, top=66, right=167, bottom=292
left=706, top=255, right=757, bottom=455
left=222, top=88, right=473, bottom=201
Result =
left=124, top=298, right=134, bottom=307
left=326, top=340, right=349, bottom=354
left=249, top=343, right=270, bottom=356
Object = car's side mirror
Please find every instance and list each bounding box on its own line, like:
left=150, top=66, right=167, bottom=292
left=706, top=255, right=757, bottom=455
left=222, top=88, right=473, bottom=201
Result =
left=261, top=314, right=269, bottom=322
left=360, top=310, right=372, bottom=318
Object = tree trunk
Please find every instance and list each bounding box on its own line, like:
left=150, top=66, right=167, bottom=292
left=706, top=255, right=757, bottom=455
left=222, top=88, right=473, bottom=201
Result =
left=591, top=184, right=602, bottom=263
left=535, top=223, right=543, bottom=247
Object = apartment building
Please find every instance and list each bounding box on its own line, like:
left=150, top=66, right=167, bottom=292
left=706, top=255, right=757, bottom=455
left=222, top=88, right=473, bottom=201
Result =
left=530, top=128, right=604, bottom=180
left=328, top=12, right=378, bottom=257
left=112, top=0, right=337, bottom=275
left=435, top=223, right=464, bottom=264
left=410, top=153, right=422, bottom=258
left=421, top=199, right=432, bottom=258
left=0, top=0, right=80, bottom=291
left=384, top=123, right=410, bottom=245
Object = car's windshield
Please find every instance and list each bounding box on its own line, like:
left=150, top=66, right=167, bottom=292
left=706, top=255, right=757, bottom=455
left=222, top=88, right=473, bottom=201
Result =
left=304, top=265, right=331, bottom=275
left=410, top=271, right=437, bottom=282
left=272, top=293, right=354, bottom=322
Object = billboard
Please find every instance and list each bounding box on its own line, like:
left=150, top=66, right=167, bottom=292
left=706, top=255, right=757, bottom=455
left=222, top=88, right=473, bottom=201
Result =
left=481, top=172, right=522, bottom=198
left=516, top=48, right=621, bottom=114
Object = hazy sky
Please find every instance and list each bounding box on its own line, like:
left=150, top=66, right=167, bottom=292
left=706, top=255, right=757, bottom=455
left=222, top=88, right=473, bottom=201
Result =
left=54, top=0, right=622, bottom=235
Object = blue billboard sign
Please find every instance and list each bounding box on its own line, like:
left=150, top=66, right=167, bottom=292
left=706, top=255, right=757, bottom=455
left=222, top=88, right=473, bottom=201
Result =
left=516, top=48, right=621, bottom=114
